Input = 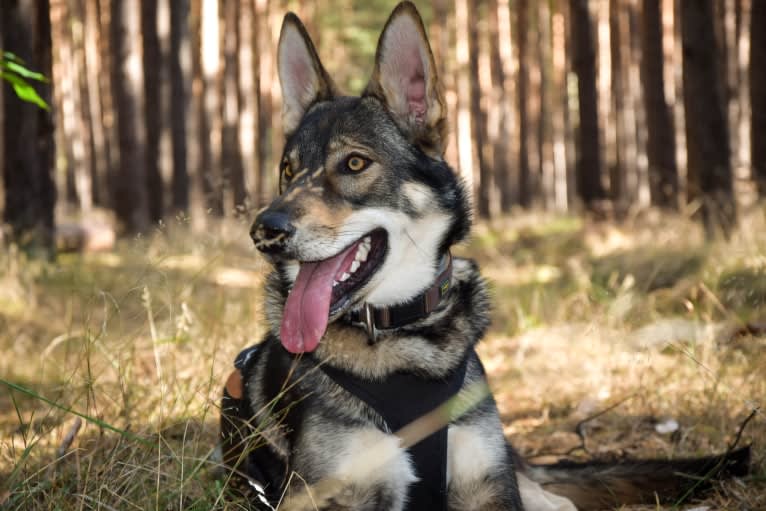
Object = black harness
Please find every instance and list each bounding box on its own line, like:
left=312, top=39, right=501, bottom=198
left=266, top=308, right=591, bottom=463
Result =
left=319, top=351, right=473, bottom=510
left=227, top=343, right=473, bottom=511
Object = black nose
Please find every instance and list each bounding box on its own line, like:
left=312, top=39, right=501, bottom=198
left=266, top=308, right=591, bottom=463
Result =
left=250, top=210, right=295, bottom=252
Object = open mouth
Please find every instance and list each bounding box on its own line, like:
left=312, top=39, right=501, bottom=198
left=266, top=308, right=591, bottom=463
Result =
left=329, top=229, right=388, bottom=315
left=280, top=229, right=388, bottom=354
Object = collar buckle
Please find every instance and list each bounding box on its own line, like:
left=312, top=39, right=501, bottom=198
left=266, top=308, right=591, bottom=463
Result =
left=363, top=303, right=377, bottom=343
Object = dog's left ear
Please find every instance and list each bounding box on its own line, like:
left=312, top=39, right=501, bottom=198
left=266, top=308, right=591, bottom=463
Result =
left=278, top=13, right=336, bottom=137
left=364, top=2, right=447, bottom=157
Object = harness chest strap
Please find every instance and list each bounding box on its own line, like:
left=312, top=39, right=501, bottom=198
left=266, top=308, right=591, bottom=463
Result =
left=345, top=252, right=453, bottom=341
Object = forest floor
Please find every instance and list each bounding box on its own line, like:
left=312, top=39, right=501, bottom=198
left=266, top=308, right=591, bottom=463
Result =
left=1, top=209, right=765, bottom=510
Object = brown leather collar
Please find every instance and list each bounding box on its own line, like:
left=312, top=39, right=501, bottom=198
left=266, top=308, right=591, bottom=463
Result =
left=344, top=252, right=453, bottom=342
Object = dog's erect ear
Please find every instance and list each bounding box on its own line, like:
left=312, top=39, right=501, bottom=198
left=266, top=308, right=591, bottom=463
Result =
left=364, top=2, right=447, bottom=157
left=278, top=13, right=336, bottom=136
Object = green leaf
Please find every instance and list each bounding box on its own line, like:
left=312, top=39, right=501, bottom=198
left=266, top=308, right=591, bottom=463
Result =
left=1, top=51, right=25, bottom=63
left=3, top=60, right=48, bottom=82
left=1, top=71, right=49, bottom=110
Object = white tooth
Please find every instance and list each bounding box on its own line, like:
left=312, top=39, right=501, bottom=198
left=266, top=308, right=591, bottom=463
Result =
left=350, top=261, right=360, bottom=273
left=356, top=245, right=369, bottom=261
left=363, top=236, right=371, bottom=245
left=340, top=272, right=350, bottom=282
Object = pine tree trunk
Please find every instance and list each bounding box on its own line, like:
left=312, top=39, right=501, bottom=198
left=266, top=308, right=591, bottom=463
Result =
left=199, top=0, right=223, bottom=216
left=169, top=0, right=190, bottom=213
left=517, top=0, right=532, bottom=207
left=221, top=0, right=246, bottom=211
left=83, top=0, right=110, bottom=208
left=141, top=0, right=164, bottom=223
left=569, top=0, right=606, bottom=209
left=489, top=0, right=513, bottom=212
left=751, top=0, right=766, bottom=197
left=1, top=0, right=57, bottom=257
left=681, top=0, right=735, bottom=236
left=110, top=0, right=149, bottom=233
left=640, top=0, right=678, bottom=208
left=609, top=0, right=625, bottom=209
left=538, top=0, right=554, bottom=209
left=468, top=0, right=489, bottom=217
left=255, top=0, right=273, bottom=208
left=96, top=0, right=118, bottom=208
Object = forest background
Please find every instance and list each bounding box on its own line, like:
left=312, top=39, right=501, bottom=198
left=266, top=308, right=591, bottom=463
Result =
left=1, top=0, right=765, bottom=509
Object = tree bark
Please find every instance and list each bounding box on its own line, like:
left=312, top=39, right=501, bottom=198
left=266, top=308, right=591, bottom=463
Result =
left=83, top=0, right=110, bottom=208
left=169, top=0, right=190, bottom=213
left=221, top=0, right=246, bottom=211
left=517, top=0, right=532, bottom=207
left=468, top=0, right=490, bottom=217
left=1, top=0, right=57, bottom=257
left=489, top=0, right=513, bottom=212
left=569, top=0, right=606, bottom=209
left=752, top=0, right=766, bottom=197
left=198, top=0, right=223, bottom=216
left=255, top=0, right=273, bottom=208
left=681, top=0, right=735, bottom=236
left=141, top=0, right=164, bottom=223
left=609, top=0, right=625, bottom=208
left=640, top=0, right=678, bottom=208
left=110, top=0, right=149, bottom=233
left=538, top=0, right=554, bottom=209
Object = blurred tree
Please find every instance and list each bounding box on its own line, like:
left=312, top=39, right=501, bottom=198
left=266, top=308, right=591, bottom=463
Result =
left=488, top=0, right=513, bottom=212
left=516, top=0, right=531, bottom=207
left=1, top=0, right=57, bottom=257
left=141, top=0, right=164, bottom=223
left=199, top=0, right=223, bottom=216
left=752, top=0, right=766, bottom=198
left=170, top=0, right=190, bottom=213
left=609, top=0, right=625, bottom=208
left=569, top=0, right=606, bottom=210
left=221, top=0, right=246, bottom=211
left=110, top=0, right=149, bottom=233
left=255, top=0, right=273, bottom=208
left=681, top=0, right=735, bottom=236
left=469, top=0, right=489, bottom=217
left=640, top=0, right=678, bottom=208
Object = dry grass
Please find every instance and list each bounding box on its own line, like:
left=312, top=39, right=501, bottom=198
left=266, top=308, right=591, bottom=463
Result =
left=1, top=210, right=764, bottom=510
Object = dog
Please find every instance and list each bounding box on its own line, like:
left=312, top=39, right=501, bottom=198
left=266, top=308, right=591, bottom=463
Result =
left=219, top=3, right=750, bottom=509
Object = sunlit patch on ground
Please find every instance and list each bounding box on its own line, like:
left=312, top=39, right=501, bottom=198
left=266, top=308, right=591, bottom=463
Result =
left=1, top=211, right=765, bottom=509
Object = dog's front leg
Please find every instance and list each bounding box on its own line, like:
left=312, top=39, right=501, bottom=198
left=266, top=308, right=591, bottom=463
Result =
left=279, top=428, right=416, bottom=511
left=447, top=424, right=525, bottom=511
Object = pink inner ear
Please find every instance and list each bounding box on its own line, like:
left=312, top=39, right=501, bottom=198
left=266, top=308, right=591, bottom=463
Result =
left=406, top=74, right=426, bottom=120
left=381, top=16, right=430, bottom=123
left=288, top=54, right=312, bottom=93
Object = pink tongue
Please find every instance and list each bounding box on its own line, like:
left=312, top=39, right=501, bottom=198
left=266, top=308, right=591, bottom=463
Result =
left=280, top=244, right=356, bottom=353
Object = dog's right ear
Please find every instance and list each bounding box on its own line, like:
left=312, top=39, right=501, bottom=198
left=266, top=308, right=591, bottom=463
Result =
left=277, top=13, right=336, bottom=136
left=364, top=2, right=447, bottom=157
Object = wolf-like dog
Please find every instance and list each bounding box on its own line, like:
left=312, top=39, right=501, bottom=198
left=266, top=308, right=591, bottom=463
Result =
left=220, top=3, right=749, bottom=510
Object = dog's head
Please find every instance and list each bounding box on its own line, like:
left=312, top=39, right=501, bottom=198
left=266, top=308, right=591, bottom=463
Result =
left=251, top=1, right=471, bottom=353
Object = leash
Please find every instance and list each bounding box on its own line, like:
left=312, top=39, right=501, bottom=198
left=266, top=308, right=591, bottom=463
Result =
left=344, top=251, right=453, bottom=342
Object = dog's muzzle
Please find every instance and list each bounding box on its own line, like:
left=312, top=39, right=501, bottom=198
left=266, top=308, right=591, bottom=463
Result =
left=250, top=210, right=295, bottom=254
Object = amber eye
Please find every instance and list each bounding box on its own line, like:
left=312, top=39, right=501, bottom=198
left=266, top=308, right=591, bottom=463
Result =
left=346, top=155, right=370, bottom=173
left=282, top=164, right=293, bottom=180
